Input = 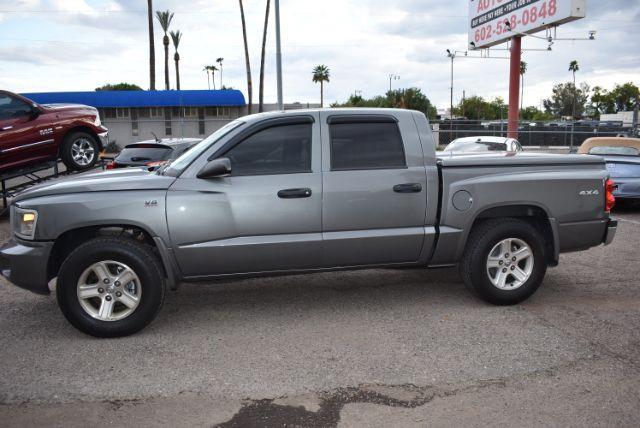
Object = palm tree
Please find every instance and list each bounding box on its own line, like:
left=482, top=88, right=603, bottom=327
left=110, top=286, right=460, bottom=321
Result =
left=259, top=0, right=271, bottom=112
left=170, top=30, right=182, bottom=91
left=216, top=57, right=224, bottom=89
left=238, top=0, right=253, bottom=113
left=312, top=65, right=330, bottom=108
left=569, top=60, right=580, bottom=119
left=147, top=0, right=156, bottom=90
left=156, top=10, right=174, bottom=90
left=209, top=65, right=219, bottom=89
left=520, top=61, right=527, bottom=113
left=203, top=66, right=211, bottom=89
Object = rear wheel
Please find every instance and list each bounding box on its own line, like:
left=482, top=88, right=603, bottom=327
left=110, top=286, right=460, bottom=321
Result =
left=56, top=237, right=165, bottom=337
left=460, top=218, right=547, bottom=305
left=61, top=131, right=99, bottom=171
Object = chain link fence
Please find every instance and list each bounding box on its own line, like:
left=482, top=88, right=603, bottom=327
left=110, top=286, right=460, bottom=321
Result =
left=432, top=119, right=638, bottom=150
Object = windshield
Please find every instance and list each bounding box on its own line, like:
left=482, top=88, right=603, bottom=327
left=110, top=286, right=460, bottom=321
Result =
left=589, top=146, right=639, bottom=156
left=444, top=140, right=508, bottom=152
left=162, top=120, right=244, bottom=176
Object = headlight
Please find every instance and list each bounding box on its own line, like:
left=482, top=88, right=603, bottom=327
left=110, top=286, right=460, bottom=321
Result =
left=13, top=207, right=38, bottom=240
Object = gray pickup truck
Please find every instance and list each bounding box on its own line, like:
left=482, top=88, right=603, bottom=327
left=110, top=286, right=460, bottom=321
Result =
left=1, top=109, right=617, bottom=337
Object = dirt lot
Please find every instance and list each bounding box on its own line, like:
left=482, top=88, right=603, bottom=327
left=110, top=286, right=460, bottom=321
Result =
left=0, top=206, right=639, bottom=427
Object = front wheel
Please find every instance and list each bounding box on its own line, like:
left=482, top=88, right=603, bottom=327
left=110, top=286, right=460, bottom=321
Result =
left=61, top=132, right=99, bottom=171
left=460, top=218, right=547, bottom=305
left=56, top=237, right=165, bottom=337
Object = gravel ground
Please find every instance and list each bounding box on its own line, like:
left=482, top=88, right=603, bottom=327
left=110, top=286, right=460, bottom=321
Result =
left=0, top=205, right=639, bottom=427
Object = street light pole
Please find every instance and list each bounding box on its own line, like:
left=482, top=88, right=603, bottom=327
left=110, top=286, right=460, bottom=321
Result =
left=389, top=74, right=400, bottom=92
left=275, top=0, right=284, bottom=110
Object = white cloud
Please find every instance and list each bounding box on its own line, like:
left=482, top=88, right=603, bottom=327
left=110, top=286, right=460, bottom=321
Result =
left=0, top=0, right=637, bottom=109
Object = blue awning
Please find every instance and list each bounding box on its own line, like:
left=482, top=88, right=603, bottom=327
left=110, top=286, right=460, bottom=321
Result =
left=21, top=90, right=246, bottom=108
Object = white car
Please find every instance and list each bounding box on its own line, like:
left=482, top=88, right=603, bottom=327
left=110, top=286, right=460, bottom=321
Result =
left=443, top=137, right=523, bottom=153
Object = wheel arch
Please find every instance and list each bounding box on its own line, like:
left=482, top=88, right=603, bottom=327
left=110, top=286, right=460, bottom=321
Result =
left=47, top=224, right=178, bottom=289
left=466, top=204, right=559, bottom=266
left=59, top=126, right=103, bottom=154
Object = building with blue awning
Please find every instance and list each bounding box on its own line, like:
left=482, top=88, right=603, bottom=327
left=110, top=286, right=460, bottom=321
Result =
left=22, top=90, right=247, bottom=147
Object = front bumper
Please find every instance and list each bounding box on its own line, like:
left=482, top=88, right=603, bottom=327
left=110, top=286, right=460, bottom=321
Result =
left=603, top=219, right=617, bottom=246
left=0, top=238, right=53, bottom=295
left=97, top=130, right=109, bottom=149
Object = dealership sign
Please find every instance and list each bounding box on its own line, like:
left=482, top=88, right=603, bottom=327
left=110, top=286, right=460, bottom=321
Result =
left=469, top=0, right=586, bottom=49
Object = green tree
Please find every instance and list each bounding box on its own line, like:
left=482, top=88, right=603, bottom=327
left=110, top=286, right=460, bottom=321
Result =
left=170, top=30, right=182, bottom=91
left=312, top=65, right=330, bottom=108
left=238, top=0, right=253, bottom=113
left=590, top=83, right=640, bottom=117
left=147, top=0, right=156, bottom=90
left=387, top=88, right=437, bottom=119
left=543, top=82, right=590, bottom=118
left=520, top=106, right=554, bottom=121
left=156, top=10, right=174, bottom=90
left=452, top=96, right=507, bottom=120
left=334, top=88, right=436, bottom=119
left=259, top=0, right=271, bottom=112
left=95, top=83, right=143, bottom=91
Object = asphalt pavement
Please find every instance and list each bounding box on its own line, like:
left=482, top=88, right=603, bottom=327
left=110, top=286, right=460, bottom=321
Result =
left=0, top=205, right=639, bottom=427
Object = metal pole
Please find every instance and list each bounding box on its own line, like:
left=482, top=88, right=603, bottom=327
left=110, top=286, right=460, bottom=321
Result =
left=450, top=55, right=454, bottom=142
left=507, top=36, right=521, bottom=139
left=275, top=0, right=284, bottom=110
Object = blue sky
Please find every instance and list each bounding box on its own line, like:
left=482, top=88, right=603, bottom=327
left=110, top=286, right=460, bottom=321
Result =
left=0, top=0, right=638, bottom=109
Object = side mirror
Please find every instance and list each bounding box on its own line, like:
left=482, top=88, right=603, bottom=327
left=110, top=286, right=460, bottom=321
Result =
left=29, top=104, right=42, bottom=119
left=197, top=157, right=232, bottom=179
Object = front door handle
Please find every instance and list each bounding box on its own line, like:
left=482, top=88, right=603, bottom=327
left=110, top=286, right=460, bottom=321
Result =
left=1, top=126, right=13, bottom=131
left=393, top=183, right=422, bottom=193
left=278, top=188, right=312, bottom=199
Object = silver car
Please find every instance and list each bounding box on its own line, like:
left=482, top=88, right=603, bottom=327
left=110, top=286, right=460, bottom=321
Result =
left=443, top=136, right=523, bottom=153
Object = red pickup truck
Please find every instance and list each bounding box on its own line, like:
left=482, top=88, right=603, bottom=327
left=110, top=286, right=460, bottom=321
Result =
left=0, top=90, right=108, bottom=173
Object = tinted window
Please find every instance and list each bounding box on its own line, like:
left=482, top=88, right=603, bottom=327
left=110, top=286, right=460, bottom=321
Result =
left=330, top=122, right=406, bottom=170
left=224, top=123, right=312, bottom=176
left=589, top=146, right=639, bottom=156
left=0, top=95, right=31, bottom=120
left=116, top=147, right=172, bottom=164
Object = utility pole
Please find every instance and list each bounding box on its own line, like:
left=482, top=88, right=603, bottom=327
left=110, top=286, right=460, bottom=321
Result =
left=275, top=0, right=283, bottom=110
left=507, top=36, right=521, bottom=139
left=447, top=49, right=457, bottom=142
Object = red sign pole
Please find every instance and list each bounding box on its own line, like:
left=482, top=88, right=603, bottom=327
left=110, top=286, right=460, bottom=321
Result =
left=508, top=36, right=522, bottom=139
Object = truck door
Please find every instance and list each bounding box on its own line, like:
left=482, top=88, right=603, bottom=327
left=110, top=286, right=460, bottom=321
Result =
left=320, top=112, right=428, bottom=267
left=0, top=93, right=54, bottom=171
left=167, top=114, right=323, bottom=277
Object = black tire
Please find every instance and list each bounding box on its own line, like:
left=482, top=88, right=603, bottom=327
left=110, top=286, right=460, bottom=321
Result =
left=60, top=131, right=99, bottom=171
left=56, top=237, right=165, bottom=338
left=459, top=218, right=547, bottom=306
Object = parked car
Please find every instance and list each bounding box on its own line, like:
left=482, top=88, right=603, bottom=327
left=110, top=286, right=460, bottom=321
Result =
left=579, top=137, right=640, bottom=200
left=0, top=90, right=108, bottom=173
left=443, top=137, right=523, bottom=153
left=106, top=138, right=201, bottom=170
left=1, top=109, right=617, bottom=337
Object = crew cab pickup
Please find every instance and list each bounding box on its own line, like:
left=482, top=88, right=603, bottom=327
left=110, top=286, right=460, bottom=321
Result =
left=0, top=90, right=108, bottom=173
left=0, top=109, right=617, bottom=337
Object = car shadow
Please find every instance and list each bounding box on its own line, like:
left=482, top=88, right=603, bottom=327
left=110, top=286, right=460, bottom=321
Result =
left=152, top=267, right=474, bottom=329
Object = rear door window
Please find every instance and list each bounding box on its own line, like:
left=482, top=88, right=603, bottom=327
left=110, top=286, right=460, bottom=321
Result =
left=329, top=121, right=406, bottom=170
left=117, top=147, right=172, bottom=163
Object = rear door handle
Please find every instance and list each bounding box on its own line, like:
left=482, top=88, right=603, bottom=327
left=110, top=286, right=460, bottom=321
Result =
left=278, top=188, right=312, bottom=199
left=393, top=183, right=422, bottom=193
left=1, top=126, right=13, bottom=131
